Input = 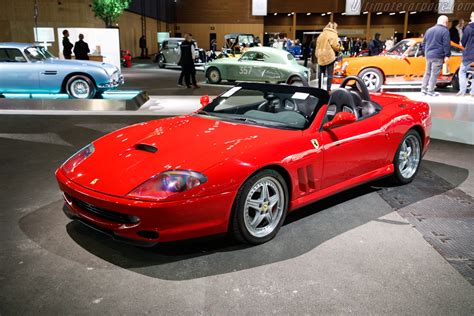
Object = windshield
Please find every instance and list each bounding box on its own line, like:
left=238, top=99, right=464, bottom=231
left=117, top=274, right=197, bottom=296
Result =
left=24, top=46, right=55, bottom=61
left=385, top=40, right=414, bottom=56
left=199, top=84, right=329, bottom=130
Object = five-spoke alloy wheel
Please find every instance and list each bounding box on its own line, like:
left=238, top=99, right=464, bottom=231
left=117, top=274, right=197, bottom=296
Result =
left=393, top=130, right=422, bottom=184
left=231, top=169, right=288, bottom=244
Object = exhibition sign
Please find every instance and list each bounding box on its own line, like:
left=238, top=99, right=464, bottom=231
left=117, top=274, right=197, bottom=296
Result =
left=438, top=0, right=455, bottom=14
left=57, top=27, right=121, bottom=70
left=252, top=0, right=267, bottom=16
left=345, top=0, right=362, bottom=15
left=33, top=27, right=55, bottom=43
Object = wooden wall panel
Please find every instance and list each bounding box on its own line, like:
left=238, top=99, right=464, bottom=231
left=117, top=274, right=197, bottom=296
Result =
left=176, top=0, right=263, bottom=24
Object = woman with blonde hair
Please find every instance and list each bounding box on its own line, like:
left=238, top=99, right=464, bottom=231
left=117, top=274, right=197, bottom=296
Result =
left=316, top=22, right=342, bottom=92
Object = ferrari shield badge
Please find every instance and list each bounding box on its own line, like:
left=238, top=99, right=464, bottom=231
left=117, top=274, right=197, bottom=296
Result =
left=311, top=139, right=319, bottom=149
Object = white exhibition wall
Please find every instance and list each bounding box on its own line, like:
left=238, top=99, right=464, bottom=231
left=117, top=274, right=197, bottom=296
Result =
left=57, top=28, right=121, bottom=70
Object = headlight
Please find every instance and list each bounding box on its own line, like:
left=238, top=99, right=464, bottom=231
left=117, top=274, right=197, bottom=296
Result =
left=62, top=144, right=95, bottom=173
left=127, top=170, right=207, bottom=200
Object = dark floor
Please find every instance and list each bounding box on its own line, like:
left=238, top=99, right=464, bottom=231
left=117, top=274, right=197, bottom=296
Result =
left=0, top=113, right=473, bottom=314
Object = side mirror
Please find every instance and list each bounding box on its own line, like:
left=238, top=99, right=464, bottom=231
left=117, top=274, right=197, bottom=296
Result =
left=323, top=112, right=356, bottom=130
left=200, top=95, right=210, bottom=107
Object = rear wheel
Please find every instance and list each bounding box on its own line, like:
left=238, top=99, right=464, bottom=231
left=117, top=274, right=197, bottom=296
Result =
left=452, top=72, right=460, bottom=91
left=207, top=68, right=222, bottom=84
left=231, top=169, right=288, bottom=244
left=66, top=75, right=96, bottom=99
left=359, top=68, right=383, bottom=92
left=392, top=130, right=422, bottom=184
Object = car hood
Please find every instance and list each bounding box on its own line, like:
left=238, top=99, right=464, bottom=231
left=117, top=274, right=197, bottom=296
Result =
left=43, top=58, right=119, bottom=74
left=64, top=115, right=300, bottom=198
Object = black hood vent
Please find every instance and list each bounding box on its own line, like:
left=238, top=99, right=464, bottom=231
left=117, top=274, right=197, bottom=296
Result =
left=134, top=143, right=158, bottom=153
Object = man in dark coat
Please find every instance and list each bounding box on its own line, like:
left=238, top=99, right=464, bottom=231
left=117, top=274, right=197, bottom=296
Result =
left=179, top=33, right=199, bottom=89
left=73, top=34, right=90, bottom=60
left=139, top=35, right=147, bottom=58
left=368, top=33, right=383, bottom=56
left=421, top=16, right=451, bottom=97
left=457, top=12, right=474, bottom=96
left=62, top=30, right=73, bottom=59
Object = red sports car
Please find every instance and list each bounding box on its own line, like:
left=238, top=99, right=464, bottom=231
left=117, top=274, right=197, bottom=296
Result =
left=56, top=77, right=431, bottom=246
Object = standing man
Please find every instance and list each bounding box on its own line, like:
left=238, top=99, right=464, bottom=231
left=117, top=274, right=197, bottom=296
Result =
left=316, top=22, right=342, bottom=92
left=73, top=34, right=90, bottom=60
left=179, top=33, right=199, bottom=89
left=457, top=12, right=474, bottom=97
left=62, top=30, right=73, bottom=59
left=368, top=33, right=383, bottom=56
left=139, top=35, right=147, bottom=58
left=421, top=16, right=451, bottom=97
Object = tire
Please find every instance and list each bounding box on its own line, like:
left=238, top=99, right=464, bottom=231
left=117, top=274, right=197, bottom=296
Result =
left=158, top=55, right=166, bottom=68
left=287, top=75, right=306, bottom=87
left=392, top=130, right=422, bottom=185
left=207, top=68, right=222, bottom=84
left=358, top=68, right=383, bottom=92
left=66, top=75, right=96, bottom=99
left=451, top=72, right=460, bottom=91
left=230, top=169, right=289, bottom=245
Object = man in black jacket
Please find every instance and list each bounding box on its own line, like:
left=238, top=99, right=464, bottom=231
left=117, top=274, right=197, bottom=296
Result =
left=421, top=16, right=451, bottom=97
left=179, top=33, right=199, bottom=89
left=73, top=34, right=90, bottom=60
left=368, top=33, right=383, bottom=56
left=62, top=30, right=73, bottom=59
left=458, top=12, right=474, bottom=97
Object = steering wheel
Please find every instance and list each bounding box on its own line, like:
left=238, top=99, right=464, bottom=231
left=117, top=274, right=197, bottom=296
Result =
left=340, top=76, right=371, bottom=102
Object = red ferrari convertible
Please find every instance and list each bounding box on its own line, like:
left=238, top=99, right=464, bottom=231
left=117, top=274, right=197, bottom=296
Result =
left=56, top=77, right=431, bottom=246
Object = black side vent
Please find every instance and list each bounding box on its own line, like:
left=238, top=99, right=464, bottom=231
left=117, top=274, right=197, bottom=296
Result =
left=135, top=144, right=158, bottom=153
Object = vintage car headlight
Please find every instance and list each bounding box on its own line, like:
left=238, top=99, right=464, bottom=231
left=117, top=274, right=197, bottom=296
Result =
left=62, top=144, right=95, bottom=173
left=127, top=170, right=207, bottom=200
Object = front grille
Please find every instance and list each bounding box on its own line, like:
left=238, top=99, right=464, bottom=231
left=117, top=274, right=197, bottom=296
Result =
left=68, top=194, right=137, bottom=224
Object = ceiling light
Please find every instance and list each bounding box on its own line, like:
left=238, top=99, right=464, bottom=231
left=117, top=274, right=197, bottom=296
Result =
left=327, top=12, right=332, bottom=15
left=400, top=11, right=406, bottom=14
left=321, top=13, right=326, bottom=16
left=287, top=13, right=291, bottom=16
left=389, top=12, right=395, bottom=15
left=376, top=12, right=383, bottom=15
left=307, top=12, right=311, bottom=16
left=410, top=11, right=417, bottom=14
left=363, top=11, right=368, bottom=14
left=274, top=13, right=277, bottom=16
left=341, top=12, right=346, bottom=15
left=291, top=12, right=295, bottom=15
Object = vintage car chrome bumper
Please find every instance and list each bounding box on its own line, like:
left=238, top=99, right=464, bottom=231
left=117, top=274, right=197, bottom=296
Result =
left=98, top=74, right=124, bottom=89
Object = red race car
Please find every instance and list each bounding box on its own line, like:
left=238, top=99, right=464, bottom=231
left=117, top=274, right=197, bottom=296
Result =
left=56, top=77, right=431, bottom=246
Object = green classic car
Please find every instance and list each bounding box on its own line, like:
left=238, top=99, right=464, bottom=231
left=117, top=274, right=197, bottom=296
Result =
left=205, top=47, right=310, bottom=84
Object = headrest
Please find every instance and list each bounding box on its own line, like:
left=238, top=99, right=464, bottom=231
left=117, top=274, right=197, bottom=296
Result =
left=328, top=88, right=355, bottom=108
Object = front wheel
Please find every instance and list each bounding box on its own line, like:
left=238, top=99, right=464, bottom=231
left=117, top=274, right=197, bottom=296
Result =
left=158, top=55, right=166, bottom=68
left=230, top=169, right=288, bottom=244
left=392, top=130, right=422, bottom=184
left=358, top=68, right=383, bottom=92
left=66, top=75, right=96, bottom=99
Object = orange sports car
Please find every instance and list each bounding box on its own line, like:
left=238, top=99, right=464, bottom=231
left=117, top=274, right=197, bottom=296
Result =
left=334, top=38, right=471, bottom=92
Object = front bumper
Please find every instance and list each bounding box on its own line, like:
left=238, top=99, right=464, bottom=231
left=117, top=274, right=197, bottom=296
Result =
left=56, top=169, right=236, bottom=245
left=98, top=75, right=124, bottom=89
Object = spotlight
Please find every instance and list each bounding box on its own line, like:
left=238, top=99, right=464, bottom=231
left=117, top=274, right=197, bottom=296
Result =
left=376, top=12, right=383, bottom=15
left=400, top=11, right=406, bottom=14
left=274, top=13, right=277, bottom=16
left=410, top=11, right=417, bottom=14
left=321, top=13, right=326, bottom=16
left=307, top=13, right=311, bottom=16
left=363, top=11, right=368, bottom=14
left=327, top=12, right=332, bottom=15
left=341, top=12, right=346, bottom=15
left=389, top=13, right=395, bottom=15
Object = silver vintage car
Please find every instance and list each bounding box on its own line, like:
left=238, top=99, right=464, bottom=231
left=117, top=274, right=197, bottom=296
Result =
left=155, top=38, right=205, bottom=68
left=0, top=43, right=123, bottom=99
left=205, top=47, right=310, bottom=84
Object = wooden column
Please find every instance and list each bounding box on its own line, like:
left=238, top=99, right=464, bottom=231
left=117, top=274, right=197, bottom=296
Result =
left=366, top=12, right=371, bottom=40
left=330, top=13, right=334, bottom=23
left=292, top=13, right=297, bottom=39
left=403, top=12, right=409, bottom=38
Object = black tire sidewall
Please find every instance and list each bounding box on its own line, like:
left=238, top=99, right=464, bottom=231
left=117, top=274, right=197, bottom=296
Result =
left=158, top=55, right=165, bottom=68
left=232, top=169, right=289, bottom=244
left=66, top=75, right=95, bottom=99
left=359, top=68, right=383, bottom=92
left=393, top=130, right=422, bottom=184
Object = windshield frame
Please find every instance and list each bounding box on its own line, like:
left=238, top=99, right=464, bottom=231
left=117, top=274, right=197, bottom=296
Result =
left=198, top=83, right=329, bottom=130
left=385, top=39, right=415, bottom=56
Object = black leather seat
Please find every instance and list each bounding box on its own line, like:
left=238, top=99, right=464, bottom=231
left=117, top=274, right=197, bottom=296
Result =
left=326, top=88, right=358, bottom=121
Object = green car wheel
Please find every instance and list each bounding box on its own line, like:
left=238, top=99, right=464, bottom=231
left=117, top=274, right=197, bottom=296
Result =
left=207, top=68, right=222, bottom=84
